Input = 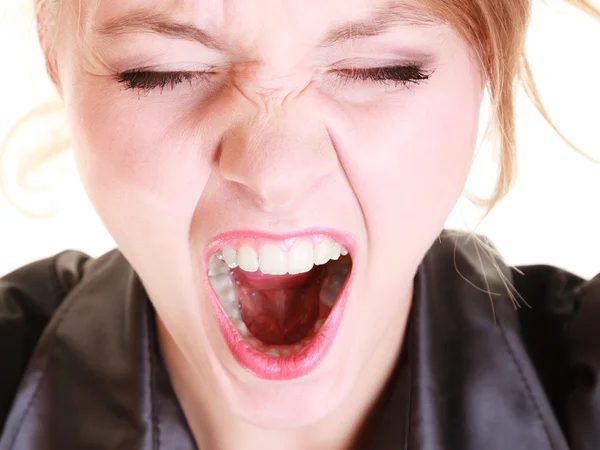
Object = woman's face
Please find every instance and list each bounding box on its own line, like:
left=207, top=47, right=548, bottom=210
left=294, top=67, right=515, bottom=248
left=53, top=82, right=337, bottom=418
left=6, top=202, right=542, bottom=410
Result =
left=58, top=0, right=483, bottom=429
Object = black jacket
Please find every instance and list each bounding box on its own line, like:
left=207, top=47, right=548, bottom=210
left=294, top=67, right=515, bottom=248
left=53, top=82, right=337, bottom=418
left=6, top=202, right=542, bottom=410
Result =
left=0, top=233, right=599, bottom=449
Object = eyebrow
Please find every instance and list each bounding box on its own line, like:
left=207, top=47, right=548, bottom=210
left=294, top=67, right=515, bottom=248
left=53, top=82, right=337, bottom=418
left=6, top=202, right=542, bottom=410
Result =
left=321, top=3, right=440, bottom=46
left=97, top=10, right=227, bottom=51
left=96, top=3, right=441, bottom=50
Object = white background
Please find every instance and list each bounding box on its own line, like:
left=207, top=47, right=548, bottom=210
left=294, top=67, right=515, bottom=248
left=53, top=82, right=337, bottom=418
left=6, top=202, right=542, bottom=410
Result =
left=1, top=0, right=599, bottom=278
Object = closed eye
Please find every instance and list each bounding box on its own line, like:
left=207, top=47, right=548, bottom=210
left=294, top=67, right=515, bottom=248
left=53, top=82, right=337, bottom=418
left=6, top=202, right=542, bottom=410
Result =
left=334, top=64, right=433, bottom=87
left=115, top=70, right=210, bottom=91
left=115, top=64, right=433, bottom=93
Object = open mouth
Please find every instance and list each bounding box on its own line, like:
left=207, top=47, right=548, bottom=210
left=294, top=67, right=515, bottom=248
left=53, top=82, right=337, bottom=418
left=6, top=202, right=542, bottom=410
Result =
left=207, top=234, right=352, bottom=379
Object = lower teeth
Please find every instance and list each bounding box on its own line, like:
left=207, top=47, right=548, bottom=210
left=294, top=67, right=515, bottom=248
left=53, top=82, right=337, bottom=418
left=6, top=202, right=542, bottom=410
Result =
left=208, top=253, right=350, bottom=356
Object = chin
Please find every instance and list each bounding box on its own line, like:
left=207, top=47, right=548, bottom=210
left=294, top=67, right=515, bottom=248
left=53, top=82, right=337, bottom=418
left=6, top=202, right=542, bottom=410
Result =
left=219, top=363, right=356, bottom=429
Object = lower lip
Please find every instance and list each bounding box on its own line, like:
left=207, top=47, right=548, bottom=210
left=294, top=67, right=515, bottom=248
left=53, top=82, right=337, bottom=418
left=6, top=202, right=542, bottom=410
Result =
left=207, top=273, right=351, bottom=381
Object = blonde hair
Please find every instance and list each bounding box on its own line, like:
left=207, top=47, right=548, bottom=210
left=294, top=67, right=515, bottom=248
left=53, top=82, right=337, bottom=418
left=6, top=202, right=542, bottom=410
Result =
left=416, top=0, right=599, bottom=208
left=3, top=0, right=600, bottom=214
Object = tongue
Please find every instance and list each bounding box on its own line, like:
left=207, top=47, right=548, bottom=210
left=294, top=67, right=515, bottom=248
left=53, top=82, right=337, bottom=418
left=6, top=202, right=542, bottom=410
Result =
left=237, top=279, right=321, bottom=346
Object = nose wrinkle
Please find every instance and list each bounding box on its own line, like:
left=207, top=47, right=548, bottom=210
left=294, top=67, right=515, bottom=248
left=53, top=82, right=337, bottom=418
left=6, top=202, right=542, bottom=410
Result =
left=218, top=106, right=337, bottom=209
left=233, top=70, right=314, bottom=114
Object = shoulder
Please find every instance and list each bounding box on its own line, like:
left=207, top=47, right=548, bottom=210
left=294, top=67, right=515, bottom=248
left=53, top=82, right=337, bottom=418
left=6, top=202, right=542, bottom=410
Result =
left=512, top=264, right=600, bottom=434
left=0, top=251, right=92, bottom=431
left=514, top=264, right=600, bottom=444
left=429, top=231, right=598, bottom=314
left=509, top=262, right=600, bottom=365
left=432, top=231, right=599, bottom=369
left=431, top=231, right=600, bottom=444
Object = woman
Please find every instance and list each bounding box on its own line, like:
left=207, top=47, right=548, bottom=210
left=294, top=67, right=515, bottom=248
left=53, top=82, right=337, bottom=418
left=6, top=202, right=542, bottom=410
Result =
left=1, top=0, right=599, bottom=448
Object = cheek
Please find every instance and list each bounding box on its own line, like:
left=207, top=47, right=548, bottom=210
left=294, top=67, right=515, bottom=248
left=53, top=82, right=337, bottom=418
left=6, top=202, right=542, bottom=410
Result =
left=351, top=81, right=480, bottom=212
left=63, top=82, right=224, bottom=240
left=328, top=54, right=483, bottom=261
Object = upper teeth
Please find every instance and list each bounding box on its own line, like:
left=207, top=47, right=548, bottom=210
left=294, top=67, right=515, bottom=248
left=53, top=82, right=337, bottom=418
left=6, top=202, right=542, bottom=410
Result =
left=218, top=239, right=348, bottom=275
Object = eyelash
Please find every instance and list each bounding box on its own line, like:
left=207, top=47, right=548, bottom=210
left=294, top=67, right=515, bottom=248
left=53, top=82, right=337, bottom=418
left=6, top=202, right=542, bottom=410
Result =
left=334, top=65, right=432, bottom=87
left=116, top=65, right=432, bottom=93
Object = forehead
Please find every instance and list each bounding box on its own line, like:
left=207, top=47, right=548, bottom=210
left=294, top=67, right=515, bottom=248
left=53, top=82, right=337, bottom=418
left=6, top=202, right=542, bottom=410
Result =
left=89, top=0, right=438, bottom=44
left=93, top=0, right=391, bottom=21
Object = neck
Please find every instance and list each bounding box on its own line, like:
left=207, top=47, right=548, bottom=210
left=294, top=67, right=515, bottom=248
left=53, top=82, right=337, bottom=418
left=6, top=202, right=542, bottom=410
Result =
left=156, top=285, right=412, bottom=450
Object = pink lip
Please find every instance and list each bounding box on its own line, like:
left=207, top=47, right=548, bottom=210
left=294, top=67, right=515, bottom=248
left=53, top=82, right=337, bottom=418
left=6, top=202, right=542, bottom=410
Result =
left=203, top=228, right=354, bottom=380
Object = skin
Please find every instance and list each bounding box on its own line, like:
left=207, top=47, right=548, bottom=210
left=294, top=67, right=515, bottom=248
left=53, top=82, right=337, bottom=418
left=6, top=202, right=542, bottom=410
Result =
left=54, top=0, right=484, bottom=448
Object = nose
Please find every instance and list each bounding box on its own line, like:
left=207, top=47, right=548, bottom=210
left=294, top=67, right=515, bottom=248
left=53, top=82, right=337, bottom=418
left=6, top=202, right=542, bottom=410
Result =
left=218, top=106, right=338, bottom=209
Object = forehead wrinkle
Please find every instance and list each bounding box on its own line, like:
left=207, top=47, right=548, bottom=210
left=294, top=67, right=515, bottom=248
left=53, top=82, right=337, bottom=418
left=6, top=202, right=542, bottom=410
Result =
left=92, top=0, right=204, bottom=30
left=96, top=9, right=227, bottom=51
left=320, top=1, right=443, bottom=47
left=89, top=0, right=444, bottom=58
